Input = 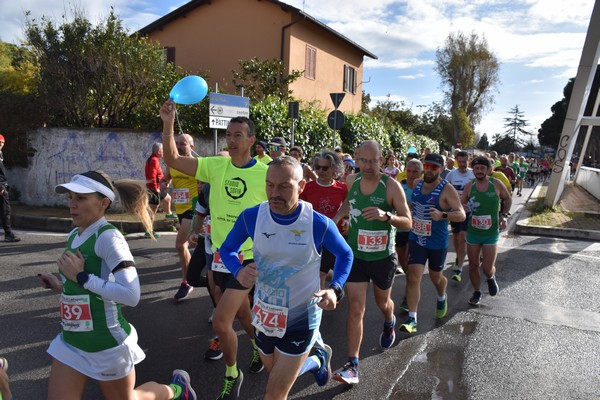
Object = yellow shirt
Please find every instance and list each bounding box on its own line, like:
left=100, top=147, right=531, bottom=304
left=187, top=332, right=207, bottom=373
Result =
left=491, top=171, right=511, bottom=192
left=196, top=157, right=268, bottom=259
left=170, top=167, right=198, bottom=215
left=254, top=154, right=272, bottom=164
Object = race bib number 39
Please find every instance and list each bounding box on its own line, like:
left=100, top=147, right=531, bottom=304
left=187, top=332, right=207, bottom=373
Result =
left=60, top=294, right=93, bottom=332
left=172, top=188, right=190, bottom=204
left=357, top=229, right=388, bottom=252
left=471, top=215, right=492, bottom=230
left=252, top=298, right=288, bottom=338
left=412, top=218, right=432, bottom=236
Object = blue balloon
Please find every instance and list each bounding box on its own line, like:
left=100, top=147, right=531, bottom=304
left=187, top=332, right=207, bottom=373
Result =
left=169, top=75, right=208, bottom=105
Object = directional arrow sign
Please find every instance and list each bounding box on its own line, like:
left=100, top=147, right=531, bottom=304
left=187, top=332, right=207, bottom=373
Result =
left=209, top=93, right=250, bottom=119
left=209, top=116, right=232, bottom=129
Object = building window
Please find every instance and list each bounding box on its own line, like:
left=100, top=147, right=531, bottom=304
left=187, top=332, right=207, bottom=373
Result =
left=305, top=45, right=316, bottom=80
left=163, top=47, right=176, bottom=64
left=343, top=65, right=357, bottom=94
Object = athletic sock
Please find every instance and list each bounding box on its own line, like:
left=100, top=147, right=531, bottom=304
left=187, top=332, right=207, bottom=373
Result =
left=169, top=383, right=182, bottom=399
left=298, top=355, right=321, bottom=375
left=225, top=363, right=238, bottom=379
left=438, top=294, right=447, bottom=302
left=408, top=312, right=417, bottom=322
left=349, top=357, right=359, bottom=367
left=384, top=318, right=394, bottom=327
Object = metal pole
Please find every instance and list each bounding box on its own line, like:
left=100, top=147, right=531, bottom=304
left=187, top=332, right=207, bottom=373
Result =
left=290, top=118, right=295, bottom=148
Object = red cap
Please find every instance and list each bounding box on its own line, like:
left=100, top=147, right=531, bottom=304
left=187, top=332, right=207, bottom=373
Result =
left=0, top=134, right=4, bottom=141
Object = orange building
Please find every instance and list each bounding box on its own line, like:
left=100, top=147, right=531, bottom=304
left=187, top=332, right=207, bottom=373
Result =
left=138, top=0, right=377, bottom=114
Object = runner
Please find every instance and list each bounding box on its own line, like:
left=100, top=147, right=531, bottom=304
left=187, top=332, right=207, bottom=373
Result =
left=395, top=158, right=423, bottom=311
left=399, top=154, right=465, bottom=334
left=160, top=99, right=268, bottom=400
left=461, top=156, right=511, bottom=306
left=38, top=170, right=196, bottom=400
left=220, top=156, right=353, bottom=399
left=299, top=149, right=348, bottom=288
left=516, top=156, right=528, bottom=196
left=332, top=140, right=412, bottom=384
left=161, top=133, right=199, bottom=301
left=444, top=151, right=474, bottom=282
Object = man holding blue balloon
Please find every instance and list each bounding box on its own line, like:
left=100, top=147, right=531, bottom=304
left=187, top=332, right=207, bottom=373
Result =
left=160, top=95, right=268, bottom=399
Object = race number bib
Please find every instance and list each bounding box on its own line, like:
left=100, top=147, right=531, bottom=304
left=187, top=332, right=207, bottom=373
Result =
left=471, top=215, right=492, bottom=230
left=357, top=229, right=388, bottom=252
left=60, top=294, right=93, bottom=332
left=211, top=250, right=243, bottom=273
left=172, top=188, right=190, bottom=204
left=252, top=298, right=288, bottom=338
left=412, top=218, right=432, bottom=236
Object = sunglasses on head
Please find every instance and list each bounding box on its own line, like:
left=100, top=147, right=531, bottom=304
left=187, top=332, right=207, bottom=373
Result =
left=423, top=163, right=440, bottom=171
left=314, top=165, right=330, bottom=172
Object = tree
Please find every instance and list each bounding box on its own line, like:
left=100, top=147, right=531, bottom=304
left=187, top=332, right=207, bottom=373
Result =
left=503, top=105, right=531, bottom=151
left=538, top=66, right=600, bottom=149
left=24, top=8, right=168, bottom=128
left=435, top=31, right=500, bottom=147
left=231, top=58, right=303, bottom=103
left=477, top=133, right=490, bottom=150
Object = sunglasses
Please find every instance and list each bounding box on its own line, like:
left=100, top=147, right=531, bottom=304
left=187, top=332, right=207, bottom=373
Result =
left=344, top=164, right=354, bottom=170
left=314, top=165, right=331, bottom=172
left=423, top=163, right=440, bottom=171
left=269, top=145, right=281, bottom=152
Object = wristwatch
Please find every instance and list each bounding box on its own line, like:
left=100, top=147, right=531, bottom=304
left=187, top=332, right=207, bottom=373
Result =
left=442, top=212, right=449, bottom=219
left=330, top=285, right=344, bottom=302
left=384, top=211, right=393, bottom=222
left=76, top=271, right=90, bottom=287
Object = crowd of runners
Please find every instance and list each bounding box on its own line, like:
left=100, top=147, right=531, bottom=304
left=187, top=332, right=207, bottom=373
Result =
left=4, top=100, right=544, bottom=400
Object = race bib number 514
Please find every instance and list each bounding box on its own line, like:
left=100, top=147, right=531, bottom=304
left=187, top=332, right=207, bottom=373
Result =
left=252, top=298, right=288, bottom=338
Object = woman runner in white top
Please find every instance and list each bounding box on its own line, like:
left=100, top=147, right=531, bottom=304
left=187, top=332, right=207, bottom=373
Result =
left=38, top=170, right=196, bottom=400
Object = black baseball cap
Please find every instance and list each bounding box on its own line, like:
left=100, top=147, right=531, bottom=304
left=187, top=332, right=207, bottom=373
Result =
left=424, top=153, right=444, bottom=167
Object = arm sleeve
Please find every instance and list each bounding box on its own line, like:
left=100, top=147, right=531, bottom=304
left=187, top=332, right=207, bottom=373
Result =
left=314, top=213, right=353, bottom=289
left=83, top=267, right=140, bottom=307
left=87, top=229, right=140, bottom=307
left=220, top=206, right=259, bottom=277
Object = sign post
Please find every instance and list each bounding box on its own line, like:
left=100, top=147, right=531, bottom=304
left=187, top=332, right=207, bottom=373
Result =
left=329, top=93, right=345, bottom=149
left=288, top=101, right=299, bottom=148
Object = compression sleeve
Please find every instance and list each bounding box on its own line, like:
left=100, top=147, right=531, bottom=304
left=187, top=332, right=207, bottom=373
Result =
left=314, top=212, right=353, bottom=289
left=220, top=205, right=260, bottom=277
left=83, top=267, right=141, bottom=307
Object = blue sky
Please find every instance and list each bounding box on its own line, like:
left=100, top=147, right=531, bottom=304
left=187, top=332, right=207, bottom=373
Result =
left=0, top=0, right=595, bottom=145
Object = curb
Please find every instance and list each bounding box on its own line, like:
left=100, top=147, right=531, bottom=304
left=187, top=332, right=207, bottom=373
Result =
left=11, top=214, right=176, bottom=234
left=514, top=184, right=600, bottom=241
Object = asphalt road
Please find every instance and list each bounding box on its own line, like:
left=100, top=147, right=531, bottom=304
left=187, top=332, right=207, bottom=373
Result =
left=2, top=185, right=600, bottom=399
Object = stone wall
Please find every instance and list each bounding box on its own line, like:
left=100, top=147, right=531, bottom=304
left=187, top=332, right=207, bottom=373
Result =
left=8, top=128, right=226, bottom=207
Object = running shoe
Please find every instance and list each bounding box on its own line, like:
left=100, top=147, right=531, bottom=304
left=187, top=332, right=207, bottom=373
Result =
left=399, top=298, right=409, bottom=313
left=216, top=369, right=244, bottom=399
left=204, top=337, right=223, bottom=361
left=435, top=297, right=448, bottom=319
left=174, top=282, right=193, bottom=301
left=379, top=315, right=396, bottom=349
left=469, top=291, right=482, bottom=306
left=311, top=344, right=332, bottom=386
left=4, top=235, right=20, bottom=242
left=0, top=357, right=8, bottom=371
left=333, top=361, right=359, bottom=385
left=165, top=213, right=178, bottom=219
left=451, top=269, right=462, bottom=282
left=144, top=231, right=160, bottom=238
left=170, top=369, right=197, bottom=400
left=487, top=276, right=499, bottom=296
left=249, top=347, right=264, bottom=373
left=399, top=316, right=417, bottom=334
left=395, top=266, right=405, bottom=275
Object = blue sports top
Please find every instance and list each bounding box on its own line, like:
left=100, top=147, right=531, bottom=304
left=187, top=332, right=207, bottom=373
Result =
left=409, top=179, right=449, bottom=249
